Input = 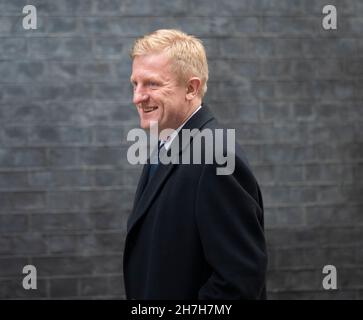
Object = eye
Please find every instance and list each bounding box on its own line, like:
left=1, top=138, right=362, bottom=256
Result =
left=147, top=81, right=159, bottom=88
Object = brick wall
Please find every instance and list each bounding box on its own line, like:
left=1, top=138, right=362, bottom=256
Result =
left=0, top=0, right=362, bottom=299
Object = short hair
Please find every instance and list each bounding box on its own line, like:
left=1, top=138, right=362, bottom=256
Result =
left=130, top=29, right=209, bottom=98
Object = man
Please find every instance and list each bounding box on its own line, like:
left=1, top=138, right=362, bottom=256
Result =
left=123, top=29, right=267, bottom=299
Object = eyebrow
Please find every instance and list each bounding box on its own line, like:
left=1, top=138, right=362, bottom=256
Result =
left=130, top=76, right=161, bottom=83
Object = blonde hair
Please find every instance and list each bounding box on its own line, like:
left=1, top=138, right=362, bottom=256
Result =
left=131, top=29, right=209, bottom=98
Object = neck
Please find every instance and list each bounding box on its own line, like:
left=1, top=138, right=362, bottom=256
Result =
left=181, top=99, right=201, bottom=125
left=158, top=101, right=201, bottom=141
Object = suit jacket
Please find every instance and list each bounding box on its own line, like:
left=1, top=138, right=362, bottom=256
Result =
left=123, top=105, right=267, bottom=299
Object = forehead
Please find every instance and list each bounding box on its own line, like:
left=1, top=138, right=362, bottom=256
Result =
left=131, top=52, right=173, bottom=80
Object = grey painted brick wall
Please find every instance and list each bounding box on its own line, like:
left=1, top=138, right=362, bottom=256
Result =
left=0, top=0, right=362, bottom=299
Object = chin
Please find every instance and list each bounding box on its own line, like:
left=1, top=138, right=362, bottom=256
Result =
left=140, top=121, right=150, bottom=130
left=140, top=119, right=158, bottom=130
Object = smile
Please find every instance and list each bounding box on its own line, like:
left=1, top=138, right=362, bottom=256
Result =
left=142, top=106, right=158, bottom=113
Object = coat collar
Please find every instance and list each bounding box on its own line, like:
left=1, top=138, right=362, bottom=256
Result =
left=126, top=105, right=215, bottom=236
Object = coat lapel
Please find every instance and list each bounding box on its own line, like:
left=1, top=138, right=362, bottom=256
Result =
left=127, top=162, right=175, bottom=234
left=132, top=163, right=149, bottom=207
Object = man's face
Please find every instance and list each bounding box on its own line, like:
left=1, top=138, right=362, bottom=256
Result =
left=130, top=52, right=191, bottom=132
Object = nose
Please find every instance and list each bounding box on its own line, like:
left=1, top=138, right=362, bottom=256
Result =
left=133, top=86, right=149, bottom=105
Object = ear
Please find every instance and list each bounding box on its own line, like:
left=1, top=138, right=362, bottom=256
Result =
left=185, top=77, right=201, bottom=100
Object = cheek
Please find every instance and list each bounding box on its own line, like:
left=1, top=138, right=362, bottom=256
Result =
left=154, top=87, right=184, bottom=116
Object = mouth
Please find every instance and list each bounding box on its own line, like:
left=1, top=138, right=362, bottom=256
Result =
left=141, top=106, right=158, bottom=114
